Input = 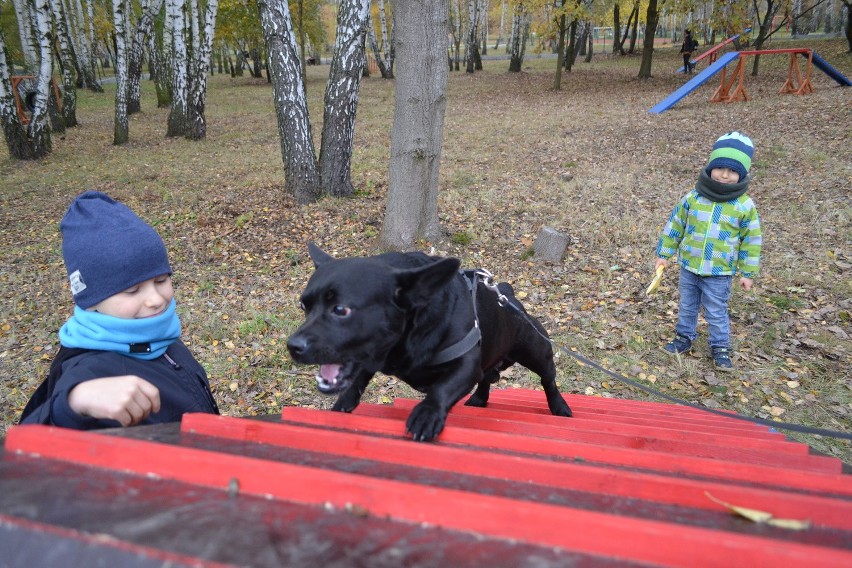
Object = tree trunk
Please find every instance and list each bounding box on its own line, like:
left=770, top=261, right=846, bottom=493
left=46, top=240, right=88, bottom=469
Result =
left=465, top=0, right=479, bottom=73
left=318, top=0, right=369, bottom=198
left=128, top=0, right=163, bottom=115
left=637, top=0, right=659, bottom=79
left=50, top=0, right=78, bottom=127
left=553, top=8, right=566, bottom=90
left=149, top=33, right=172, bottom=107
left=27, top=0, right=54, bottom=157
left=12, top=0, right=39, bottom=71
left=69, top=0, right=103, bottom=91
left=612, top=3, right=622, bottom=54
left=185, top=0, right=218, bottom=140
left=166, top=0, right=189, bottom=137
left=112, top=0, right=129, bottom=144
left=257, top=0, right=321, bottom=203
left=508, top=2, right=526, bottom=72
left=380, top=0, right=448, bottom=251
left=846, top=0, right=852, bottom=52
left=1, top=26, right=39, bottom=158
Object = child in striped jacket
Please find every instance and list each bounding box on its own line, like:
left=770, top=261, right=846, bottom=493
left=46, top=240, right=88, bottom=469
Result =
left=655, top=132, right=762, bottom=371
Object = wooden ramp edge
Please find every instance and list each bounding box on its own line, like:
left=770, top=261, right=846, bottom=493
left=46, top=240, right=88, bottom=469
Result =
left=2, top=389, right=850, bottom=567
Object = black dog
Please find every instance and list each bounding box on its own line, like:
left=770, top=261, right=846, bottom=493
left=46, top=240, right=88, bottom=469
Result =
left=286, top=243, right=572, bottom=441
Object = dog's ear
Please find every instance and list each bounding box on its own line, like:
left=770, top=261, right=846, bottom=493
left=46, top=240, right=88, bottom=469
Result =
left=307, top=242, right=335, bottom=267
left=393, top=257, right=461, bottom=307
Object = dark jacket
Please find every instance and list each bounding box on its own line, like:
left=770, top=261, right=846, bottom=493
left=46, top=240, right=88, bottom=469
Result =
left=20, top=340, right=219, bottom=429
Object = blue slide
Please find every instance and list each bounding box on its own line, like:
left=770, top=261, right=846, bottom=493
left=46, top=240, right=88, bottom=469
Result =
left=809, top=51, right=852, bottom=86
left=649, top=51, right=741, bottom=114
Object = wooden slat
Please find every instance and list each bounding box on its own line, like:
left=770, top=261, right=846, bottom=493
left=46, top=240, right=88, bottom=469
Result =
left=393, top=398, right=809, bottom=455
left=278, top=407, right=851, bottom=493
left=6, top=425, right=851, bottom=568
left=475, top=393, right=784, bottom=438
left=181, top=413, right=852, bottom=528
left=0, top=513, right=238, bottom=568
left=354, top=404, right=838, bottom=470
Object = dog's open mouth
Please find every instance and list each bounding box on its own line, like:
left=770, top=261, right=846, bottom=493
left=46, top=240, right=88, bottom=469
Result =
left=315, top=362, right=355, bottom=394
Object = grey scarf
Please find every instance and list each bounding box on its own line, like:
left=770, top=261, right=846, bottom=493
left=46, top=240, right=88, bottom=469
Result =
left=695, top=168, right=750, bottom=202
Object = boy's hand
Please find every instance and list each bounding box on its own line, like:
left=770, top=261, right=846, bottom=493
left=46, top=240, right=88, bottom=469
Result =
left=67, top=376, right=161, bottom=426
left=655, top=258, right=668, bottom=271
left=740, top=277, right=754, bottom=292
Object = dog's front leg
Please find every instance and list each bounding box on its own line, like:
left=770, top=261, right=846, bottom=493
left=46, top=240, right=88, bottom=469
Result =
left=407, top=359, right=481, bottom=442
left=332, top=371, right=374, bottom=413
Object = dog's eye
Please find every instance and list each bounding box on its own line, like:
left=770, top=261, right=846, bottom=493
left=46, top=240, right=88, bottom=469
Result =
left=332, top=305, right=351, bottom=317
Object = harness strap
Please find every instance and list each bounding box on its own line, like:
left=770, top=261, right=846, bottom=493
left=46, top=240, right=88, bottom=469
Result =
left=429, top=270, right=483, bottom=366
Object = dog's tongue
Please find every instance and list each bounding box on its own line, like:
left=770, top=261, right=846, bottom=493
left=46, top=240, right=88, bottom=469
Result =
left=319, top=364, right=341, bottom=383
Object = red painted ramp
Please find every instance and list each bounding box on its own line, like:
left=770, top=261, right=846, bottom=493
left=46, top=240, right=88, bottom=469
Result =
left=1, top=389, right=850, bottom=567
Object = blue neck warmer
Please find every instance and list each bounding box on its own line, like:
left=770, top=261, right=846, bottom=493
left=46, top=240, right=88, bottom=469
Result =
left=59, top=299, right=182, bottom=360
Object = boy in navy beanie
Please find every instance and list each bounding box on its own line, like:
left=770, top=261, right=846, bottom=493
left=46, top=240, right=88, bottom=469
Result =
left=654, top=132, right=762, bottom=371
left=20, top=191, right=218, bottom=428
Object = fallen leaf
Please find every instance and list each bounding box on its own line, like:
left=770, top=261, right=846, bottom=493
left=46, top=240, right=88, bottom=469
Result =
left=705, top=492, right=811, bottom=530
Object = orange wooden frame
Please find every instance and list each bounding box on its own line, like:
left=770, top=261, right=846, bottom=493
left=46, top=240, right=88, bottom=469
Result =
left=9, top=75, right=63, bottom=125
left=711, top=48, right=814, bottom=104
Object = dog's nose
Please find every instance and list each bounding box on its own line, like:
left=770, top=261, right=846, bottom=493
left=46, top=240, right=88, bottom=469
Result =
left=286, top=335, right=308, bottom=358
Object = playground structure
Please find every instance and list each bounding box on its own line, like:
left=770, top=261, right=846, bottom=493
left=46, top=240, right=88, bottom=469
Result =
left=650, top=47, right=850, bottom=114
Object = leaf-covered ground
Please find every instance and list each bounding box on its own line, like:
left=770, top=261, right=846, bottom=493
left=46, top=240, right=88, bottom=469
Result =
left=1, top=37, right=850, bottom=462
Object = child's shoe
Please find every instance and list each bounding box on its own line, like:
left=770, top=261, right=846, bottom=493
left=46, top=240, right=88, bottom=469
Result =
left=663, top=335, right=692, bottom=354
left=712, top=347, right=734, bottom=372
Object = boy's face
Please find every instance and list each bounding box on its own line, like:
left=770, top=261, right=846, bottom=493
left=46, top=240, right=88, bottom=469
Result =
left=710, top=167, right=741, bottom=184
left=90, top=275, right=174, bottom=319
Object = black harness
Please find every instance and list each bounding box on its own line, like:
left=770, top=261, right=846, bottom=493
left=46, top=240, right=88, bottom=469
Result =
left=429, top=270, right=505, bottom=366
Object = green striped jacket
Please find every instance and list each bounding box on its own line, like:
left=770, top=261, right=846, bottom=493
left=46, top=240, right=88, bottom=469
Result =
left=657, top=189, right=762, bottom=278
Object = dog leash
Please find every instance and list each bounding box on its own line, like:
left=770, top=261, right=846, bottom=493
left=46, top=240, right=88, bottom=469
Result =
left=480, top=278, right=852, bottom=441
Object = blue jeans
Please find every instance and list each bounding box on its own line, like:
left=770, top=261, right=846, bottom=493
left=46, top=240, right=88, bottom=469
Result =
left=675, top=268, right=733, bottom=348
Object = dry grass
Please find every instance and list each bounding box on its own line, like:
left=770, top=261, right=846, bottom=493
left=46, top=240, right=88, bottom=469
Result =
left=1, top=37, right=850, bottom=461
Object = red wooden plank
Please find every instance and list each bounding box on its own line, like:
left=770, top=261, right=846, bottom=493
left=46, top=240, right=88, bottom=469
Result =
left=354, top=404, right=832, bottom=469
left=6, top=425, right=851, bottom=568
left=479, top=392, right=780, bottom=435
left=277, top=408, right=850, bottom=493
left=496, top=389, right=753, bottom=423
left=182, top=413, right=852, bottom=529
left=392, top=397, right=796, bottom=451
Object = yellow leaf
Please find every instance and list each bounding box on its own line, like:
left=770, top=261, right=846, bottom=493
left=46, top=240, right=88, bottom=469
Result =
left=705, top=492, right=811, bottom=530
left=380, top=396, right=392, bottom=404
left=517, top=291, right=528, bottom=299
left=229, top=381, right=238, bottom=392
left=767, top=518, right=812, bottom=530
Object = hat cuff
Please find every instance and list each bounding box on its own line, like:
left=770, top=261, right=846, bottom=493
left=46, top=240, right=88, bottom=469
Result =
left=707, top=157, right=748, bottom=179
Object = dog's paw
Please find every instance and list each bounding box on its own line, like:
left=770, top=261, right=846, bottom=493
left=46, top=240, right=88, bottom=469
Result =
left=548, top=397, right=573, bottom=418
left=332, top=389, right=362, bottom=413
left=464, top=395, right=487, bottom=408
left=405, top=403, right=447, bottom=442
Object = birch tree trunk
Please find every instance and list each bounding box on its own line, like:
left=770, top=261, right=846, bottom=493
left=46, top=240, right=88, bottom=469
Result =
left=12, top=0, right=39, bottom=71
left=319, top=0, right=370, bottom=197
left=149, top=33, right=172, bottom=107
left=257, top=0, right=321, bottom=203
left=366, top=14, right=392, bottom=78
left=50, top=0, right=78, bottom=127
left=508, top=2, right=526, bottom=72
left=1, top=26, right=39, bottom=158
left=69, top=0, right=102, bottom=91
left=185, top=0, right=218, bottom=140
left=464, top=0, right=479, bottom=73
left=379, top=0, right=448, bottom=251
left=128, top=0, right=164, bottom=114
left=112, top=0, right=129, bottom=144
left=166, top=0, right=188, bottom=137
left=27, top=0, right=53, bottom=157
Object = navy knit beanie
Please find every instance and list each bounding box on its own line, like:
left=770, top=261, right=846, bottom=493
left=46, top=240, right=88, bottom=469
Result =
left=706, top=131, right=754, bottom=181
left=61, top=191, right=172, bottom=309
